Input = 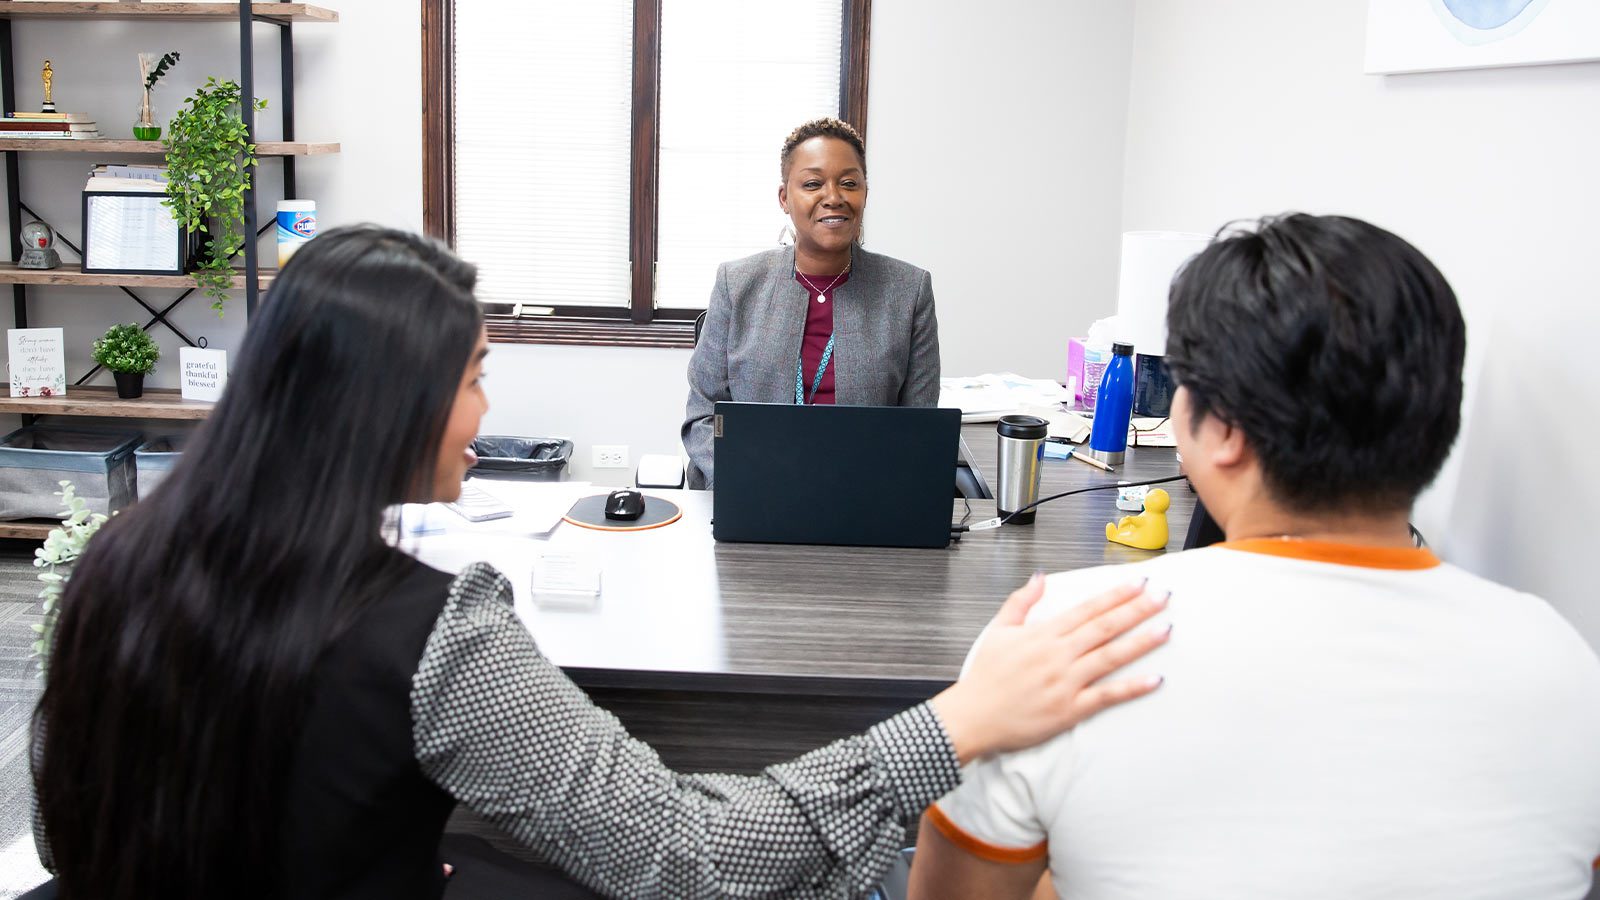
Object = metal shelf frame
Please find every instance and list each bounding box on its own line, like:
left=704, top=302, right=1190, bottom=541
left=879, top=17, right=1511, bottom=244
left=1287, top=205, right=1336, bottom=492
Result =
left=0, top=0, right=307, bottom=342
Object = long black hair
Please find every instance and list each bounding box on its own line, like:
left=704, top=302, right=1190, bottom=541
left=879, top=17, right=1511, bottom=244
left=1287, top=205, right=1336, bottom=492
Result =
left=34, top=226, right=484, bottom=899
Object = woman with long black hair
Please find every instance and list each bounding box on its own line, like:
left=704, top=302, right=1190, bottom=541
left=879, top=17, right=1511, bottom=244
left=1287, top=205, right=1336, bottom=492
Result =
left=31, top=226, right=1170, bottom=900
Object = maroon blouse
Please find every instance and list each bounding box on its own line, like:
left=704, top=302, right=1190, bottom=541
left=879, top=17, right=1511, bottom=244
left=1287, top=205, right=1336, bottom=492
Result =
left=795, top=270, right=849, bottom=405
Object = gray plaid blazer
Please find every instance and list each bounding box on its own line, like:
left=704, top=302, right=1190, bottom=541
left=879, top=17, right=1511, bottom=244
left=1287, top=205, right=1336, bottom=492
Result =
left=681, top=245, right=941, bottom=489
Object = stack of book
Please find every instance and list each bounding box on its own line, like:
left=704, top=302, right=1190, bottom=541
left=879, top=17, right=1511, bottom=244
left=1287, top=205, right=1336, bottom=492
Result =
left=0, top=111, right=100, bottom=140
left=85, top=163, right=168, bottom=192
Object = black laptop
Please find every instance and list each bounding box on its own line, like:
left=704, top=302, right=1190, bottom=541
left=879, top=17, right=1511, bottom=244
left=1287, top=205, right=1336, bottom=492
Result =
left=711, top=402, right=962, bottom=548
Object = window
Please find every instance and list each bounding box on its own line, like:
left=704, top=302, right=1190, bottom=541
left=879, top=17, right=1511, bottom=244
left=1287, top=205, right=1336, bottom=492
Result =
left=422, top=0, right=872, bottom=347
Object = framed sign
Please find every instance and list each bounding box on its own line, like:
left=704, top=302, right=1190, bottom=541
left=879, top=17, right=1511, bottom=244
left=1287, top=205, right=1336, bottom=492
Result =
left=179, top=347, right=228, bottom=402
left=7, top=327, right=66, bottom=398
left=81, top=190, right=188, bottom=275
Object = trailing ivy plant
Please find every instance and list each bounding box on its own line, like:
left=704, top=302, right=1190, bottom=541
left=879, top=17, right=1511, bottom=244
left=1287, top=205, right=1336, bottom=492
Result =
left=163, top=77, right=267, bottom=315
left=32, top=481, right=110, bottom=678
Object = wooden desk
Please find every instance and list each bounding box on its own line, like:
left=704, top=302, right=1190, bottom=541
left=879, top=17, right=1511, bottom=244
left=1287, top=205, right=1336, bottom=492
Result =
left=415, top=424, right=1193, bottom=775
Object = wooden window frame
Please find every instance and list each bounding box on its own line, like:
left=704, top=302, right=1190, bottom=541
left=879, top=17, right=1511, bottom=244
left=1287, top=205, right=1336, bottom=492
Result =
left=421, top=0, right=872, bottom=348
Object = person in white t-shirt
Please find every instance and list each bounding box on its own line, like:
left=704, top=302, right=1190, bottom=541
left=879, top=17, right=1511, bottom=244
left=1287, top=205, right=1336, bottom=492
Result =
left=909, top=213, right=1600, bottom=900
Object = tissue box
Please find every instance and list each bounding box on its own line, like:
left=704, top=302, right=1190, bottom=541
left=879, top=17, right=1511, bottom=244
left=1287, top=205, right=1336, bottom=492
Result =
left=1066, top=338, right=1086, bottom=404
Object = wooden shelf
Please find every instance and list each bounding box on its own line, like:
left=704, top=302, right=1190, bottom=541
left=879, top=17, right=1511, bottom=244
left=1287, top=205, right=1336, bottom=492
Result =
left=0, top=519, right=58, bottom=540
left=0, top=261, right=275, bottom=289
left=0, top=3, right=338, bottom=23
left=0, top=386, right=212, bottom=420
left=0, top=138, right=337, bottom=155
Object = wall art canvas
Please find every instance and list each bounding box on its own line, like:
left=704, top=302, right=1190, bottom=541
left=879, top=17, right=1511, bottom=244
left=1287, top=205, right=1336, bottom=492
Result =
left=1366, top=0, right=1600, bottom=74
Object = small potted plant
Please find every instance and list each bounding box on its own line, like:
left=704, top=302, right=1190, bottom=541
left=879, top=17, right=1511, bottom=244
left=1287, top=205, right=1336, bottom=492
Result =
left=134, top=51, right=180, bottom=141
left=92, top=323, right=160, bottom=399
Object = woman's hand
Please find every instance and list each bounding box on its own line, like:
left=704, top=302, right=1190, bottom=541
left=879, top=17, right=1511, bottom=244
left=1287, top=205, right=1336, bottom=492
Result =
left=930, top=575, right=1169, bottom=764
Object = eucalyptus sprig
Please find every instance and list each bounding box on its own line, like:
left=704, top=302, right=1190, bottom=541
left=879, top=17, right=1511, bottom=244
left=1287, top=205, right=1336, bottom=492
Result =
left=141, top=51, right=180, bottom=91
left=163, top=77, right=267, bottom=314
left=32, top=482, right=111, bottom=678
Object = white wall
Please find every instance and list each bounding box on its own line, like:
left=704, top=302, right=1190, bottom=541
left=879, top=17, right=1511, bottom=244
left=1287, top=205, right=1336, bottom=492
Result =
left=867, top=0, right=1136, bottom=379
left=1120, top=0, right=1600, bottom=646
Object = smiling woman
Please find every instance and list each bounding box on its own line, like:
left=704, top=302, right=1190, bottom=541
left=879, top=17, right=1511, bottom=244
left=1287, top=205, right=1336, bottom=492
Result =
left=680, top=117, right=942, bottom=488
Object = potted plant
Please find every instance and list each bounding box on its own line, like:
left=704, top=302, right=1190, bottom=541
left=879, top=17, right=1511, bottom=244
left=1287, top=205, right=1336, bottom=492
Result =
left=92, top=323, right=160, bottom=399
left=163, top=76, right=267, bottom=314
left=134, top=50, right=180, bottom=141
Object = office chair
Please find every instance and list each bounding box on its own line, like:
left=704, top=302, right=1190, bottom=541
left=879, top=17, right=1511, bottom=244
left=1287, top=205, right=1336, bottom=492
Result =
left=693, top=310, right=707, bottom=346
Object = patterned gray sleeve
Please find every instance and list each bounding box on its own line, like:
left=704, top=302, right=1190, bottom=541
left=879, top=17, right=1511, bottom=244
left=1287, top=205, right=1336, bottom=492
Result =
left=31, top=718, right=53, bottom=872
left=412, top=563, right=960, bottom=899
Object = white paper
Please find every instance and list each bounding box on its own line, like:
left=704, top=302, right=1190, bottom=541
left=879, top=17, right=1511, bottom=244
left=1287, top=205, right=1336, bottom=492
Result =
left=179, top=347, right=227, bottom=402
left=531, top=550, right=602, bottom=610
left=400, top=480, right=595, bottom=539
left=7, top=327, right=65, bottom=398
left=84, top=193, right=182, bottom=272
left=939, top=373, right=1075, bottom=423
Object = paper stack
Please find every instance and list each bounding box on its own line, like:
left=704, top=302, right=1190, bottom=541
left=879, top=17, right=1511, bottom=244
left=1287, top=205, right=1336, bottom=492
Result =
left=940, top=373, right=1093, bottom=441
left=84, top=163, right=168, bottom=193
left=0, top=111, right=100, bottom=140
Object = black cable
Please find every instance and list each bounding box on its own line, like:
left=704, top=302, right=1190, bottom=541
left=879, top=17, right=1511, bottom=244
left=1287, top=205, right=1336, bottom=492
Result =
left=952, top=473, right=1190, bottom=533
left=1129, top=416, right=1170, bottom=449
left=949, top=496, right=975, bottom=540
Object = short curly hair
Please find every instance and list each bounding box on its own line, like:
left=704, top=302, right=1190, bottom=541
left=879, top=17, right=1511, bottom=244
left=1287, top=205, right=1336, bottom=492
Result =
left=780, top=117, right=866, bottom=180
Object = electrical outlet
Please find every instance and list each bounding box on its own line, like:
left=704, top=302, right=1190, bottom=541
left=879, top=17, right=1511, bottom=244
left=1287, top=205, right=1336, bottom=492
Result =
left=592, top=444, right=629, bottom=469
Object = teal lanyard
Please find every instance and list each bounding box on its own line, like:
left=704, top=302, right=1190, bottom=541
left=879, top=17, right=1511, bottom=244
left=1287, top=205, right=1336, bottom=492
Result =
left=795, top=334, right=836, bottom=405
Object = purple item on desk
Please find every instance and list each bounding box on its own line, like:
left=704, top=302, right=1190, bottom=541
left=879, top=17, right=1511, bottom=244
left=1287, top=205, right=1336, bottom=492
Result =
left=1067, top=338, right=1087, bottom=404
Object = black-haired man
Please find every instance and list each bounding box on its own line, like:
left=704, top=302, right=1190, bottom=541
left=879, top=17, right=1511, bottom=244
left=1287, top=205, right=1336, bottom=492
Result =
left=910, top=215, right=1600, bottom=900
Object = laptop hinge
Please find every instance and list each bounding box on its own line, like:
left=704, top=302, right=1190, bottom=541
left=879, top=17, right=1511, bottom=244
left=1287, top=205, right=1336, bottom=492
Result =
left=712, top=414, right=723, bottom=439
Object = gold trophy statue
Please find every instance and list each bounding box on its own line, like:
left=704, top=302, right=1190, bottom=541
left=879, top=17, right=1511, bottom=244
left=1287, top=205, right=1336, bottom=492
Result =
left=41, top=60, right=56, bottom=113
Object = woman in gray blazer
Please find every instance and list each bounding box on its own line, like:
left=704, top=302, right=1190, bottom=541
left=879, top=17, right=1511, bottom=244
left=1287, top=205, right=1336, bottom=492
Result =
left=681, top=118, right=940, bottom=489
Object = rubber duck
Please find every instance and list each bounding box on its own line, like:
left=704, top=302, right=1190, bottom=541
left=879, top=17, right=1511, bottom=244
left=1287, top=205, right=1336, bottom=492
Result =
left=1106, top=488, right=1170, bottom=550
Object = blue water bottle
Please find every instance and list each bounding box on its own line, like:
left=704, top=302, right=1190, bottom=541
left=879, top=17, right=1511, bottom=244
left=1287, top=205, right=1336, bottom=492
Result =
left=1088, top=342, right=1136, bottom=467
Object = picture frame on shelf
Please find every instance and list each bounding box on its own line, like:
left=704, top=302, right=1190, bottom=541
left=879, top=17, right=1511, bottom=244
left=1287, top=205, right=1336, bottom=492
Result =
left=81, top=190, right=191, bottom=276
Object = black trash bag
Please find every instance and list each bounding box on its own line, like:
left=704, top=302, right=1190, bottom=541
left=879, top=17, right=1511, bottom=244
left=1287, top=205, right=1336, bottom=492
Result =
left=469, top=435, right=572, bottom=481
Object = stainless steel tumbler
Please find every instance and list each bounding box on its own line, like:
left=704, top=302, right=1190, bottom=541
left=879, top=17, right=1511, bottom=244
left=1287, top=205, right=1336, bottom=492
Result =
left=996, top=414, right=1048, bottom=525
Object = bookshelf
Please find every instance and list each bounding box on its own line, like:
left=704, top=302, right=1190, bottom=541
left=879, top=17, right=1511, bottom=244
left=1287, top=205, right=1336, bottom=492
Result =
left=0, top=386, right=211, bottom=420
left=0, top=519, right=57, bottom=540
left=0, top=261, right=277, bottom=289
left=0, top=3, right=339, bottom=23
left=0, top=138, right=338, bottom=155
left=0, top=0, right=337, bottom=536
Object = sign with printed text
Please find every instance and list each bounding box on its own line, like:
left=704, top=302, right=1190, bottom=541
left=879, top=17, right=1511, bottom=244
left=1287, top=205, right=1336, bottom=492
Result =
left=7, top=327, right=65, bottom=398
left=179, top=347, right=227, bottom=402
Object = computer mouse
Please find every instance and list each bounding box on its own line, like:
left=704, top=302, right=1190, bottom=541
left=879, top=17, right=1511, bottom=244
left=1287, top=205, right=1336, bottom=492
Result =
left=604, top=489, right=646, bottom=521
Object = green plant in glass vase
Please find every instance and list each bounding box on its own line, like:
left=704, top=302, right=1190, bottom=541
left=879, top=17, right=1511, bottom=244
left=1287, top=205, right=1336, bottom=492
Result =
left=163, top=77, right=267, bottom=315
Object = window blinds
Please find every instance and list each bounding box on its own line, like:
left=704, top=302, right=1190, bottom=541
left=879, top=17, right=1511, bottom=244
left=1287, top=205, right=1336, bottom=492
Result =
left=656, top=0, right=843, bottom=310
left=453, top=0, right=635, bottom=308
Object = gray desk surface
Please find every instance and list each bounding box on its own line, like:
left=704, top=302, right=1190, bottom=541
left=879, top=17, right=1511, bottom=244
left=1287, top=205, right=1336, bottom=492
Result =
left=409, top=424, right=1192, bottom=700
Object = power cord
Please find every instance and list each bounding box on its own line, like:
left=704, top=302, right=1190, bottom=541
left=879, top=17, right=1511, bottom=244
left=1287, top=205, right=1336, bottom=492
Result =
left=1129, top=417, right=1170, bottom=449
left=952, top=474, right=1189, bottom=534
left=950, top=496, right=975, bottom=541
